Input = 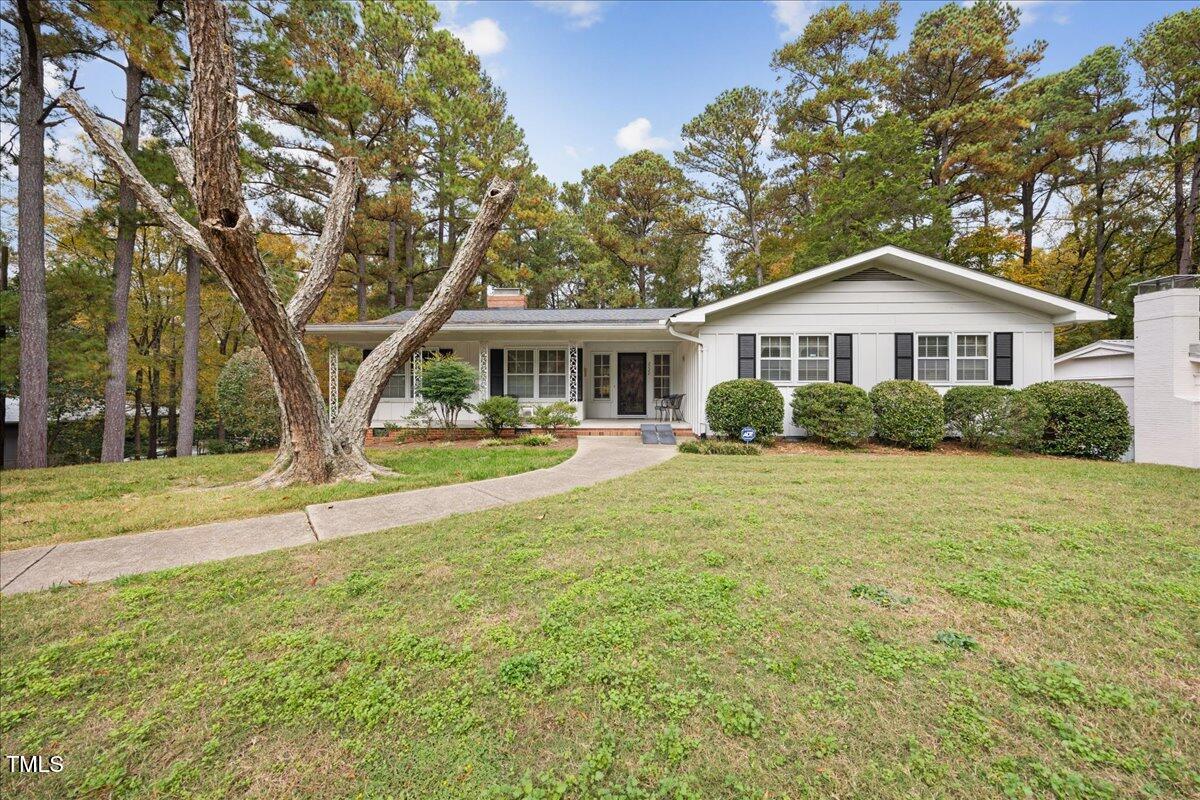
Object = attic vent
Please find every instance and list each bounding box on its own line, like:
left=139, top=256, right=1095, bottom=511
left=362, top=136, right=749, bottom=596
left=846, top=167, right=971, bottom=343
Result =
left=836, top=267, right=912, bottom=282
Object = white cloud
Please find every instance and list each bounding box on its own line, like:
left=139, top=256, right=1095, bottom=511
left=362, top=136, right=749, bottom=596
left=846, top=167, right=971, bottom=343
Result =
left=44, top=62, right=63, bottom=95
left=962, top=1, right=1073, bottom=28
left=564, top=144, right=595, bottom=160
left=614, top=117, right=671, bottom=152
left=447, top=17, right=508, bottom=56
left=767, top=0, right=819, bottom=40
left=533, top=1, right=605, bottom=29
left=564, top=145, right=580, bottom=159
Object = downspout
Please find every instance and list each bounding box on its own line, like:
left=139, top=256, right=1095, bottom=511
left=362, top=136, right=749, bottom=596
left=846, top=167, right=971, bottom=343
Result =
left=666, top=318, right=707, bottom=436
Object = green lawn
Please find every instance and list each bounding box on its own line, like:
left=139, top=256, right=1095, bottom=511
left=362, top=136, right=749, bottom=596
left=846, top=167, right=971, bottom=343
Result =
left=0, top=444, right=572, bottom=551
left=2, top=452, right=1197, bottom=798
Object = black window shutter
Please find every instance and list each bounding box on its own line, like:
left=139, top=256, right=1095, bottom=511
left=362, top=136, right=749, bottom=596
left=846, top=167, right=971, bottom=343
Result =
left=834, top=334, right=853, bottom=383
left=489, top=348, right=505, bottom=396
left=895, top=333, right=913, bottom=380
left=994, top=332, right=1013, bottom=386
left=737, top=334, right=756, bottom=379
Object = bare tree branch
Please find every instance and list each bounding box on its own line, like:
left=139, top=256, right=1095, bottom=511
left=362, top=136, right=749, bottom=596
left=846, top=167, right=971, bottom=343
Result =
left=167, top=146, right=197, bottom=205
left=59, top=89, right=218, bottom=270
left=287, top=156, right=359, bottom=328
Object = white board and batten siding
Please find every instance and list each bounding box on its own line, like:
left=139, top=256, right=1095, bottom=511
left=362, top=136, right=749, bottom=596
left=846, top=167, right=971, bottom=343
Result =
left=695, top=269, right=1055, bottom=437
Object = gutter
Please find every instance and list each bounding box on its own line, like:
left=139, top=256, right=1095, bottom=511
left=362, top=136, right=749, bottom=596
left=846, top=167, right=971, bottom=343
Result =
left=665, top=318, right=707, bottom=436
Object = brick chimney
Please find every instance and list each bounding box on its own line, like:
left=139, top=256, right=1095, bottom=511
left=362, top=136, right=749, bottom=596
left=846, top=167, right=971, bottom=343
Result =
left=486, top=287, right=527, bottom=309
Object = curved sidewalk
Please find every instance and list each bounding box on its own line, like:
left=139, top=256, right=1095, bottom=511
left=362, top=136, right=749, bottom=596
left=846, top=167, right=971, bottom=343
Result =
left=1, top=438, right=676, bottom=596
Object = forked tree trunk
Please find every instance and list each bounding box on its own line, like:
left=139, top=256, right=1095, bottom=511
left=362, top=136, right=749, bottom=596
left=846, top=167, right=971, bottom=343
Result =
left=61, top=0, right=517, bottom=487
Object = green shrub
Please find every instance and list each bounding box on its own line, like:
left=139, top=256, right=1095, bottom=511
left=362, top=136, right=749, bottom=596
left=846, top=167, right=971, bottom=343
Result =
left=705, top=379, right=784, bottom=440
left=216, top=348, right=280, bottom=447
left=791, top=383, right=873, bottom=447
left=418, top=357, right=477, bottom=429
left=868, top=380, right=945, bottom=450
left=528, top=401, right=580, bottom=432
left=677, top=439, right=761, bottom=455
left=1022, top=381, right=1131, bottom=460
left=517, top=433, right=556, bottom=447
left=476, top=395, right=521, bottom=436
left=944, top=386, right=1047, bottom=451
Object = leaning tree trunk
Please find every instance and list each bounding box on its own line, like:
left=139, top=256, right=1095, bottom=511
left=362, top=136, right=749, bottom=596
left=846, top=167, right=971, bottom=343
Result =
left=61, top=0, right=517, bottom=487
left=176, top=247, right=201, bottom=455
left=16, top=0, right=48, bottom=469
left=101, top=61, right=145, bottom=462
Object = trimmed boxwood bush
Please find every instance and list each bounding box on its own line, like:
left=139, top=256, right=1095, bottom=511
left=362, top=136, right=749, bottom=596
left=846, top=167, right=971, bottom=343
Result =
left=705, top=379, right=784, bottom=440
left=944, top=385, right=1048, bottom=451
left=1022, top=381, right=1131, bottom=460
left=476, top=395, right=522, bottom=436
left=791, top=383, right=873, bottom=448
left=869, top=380, right=945, bottom=450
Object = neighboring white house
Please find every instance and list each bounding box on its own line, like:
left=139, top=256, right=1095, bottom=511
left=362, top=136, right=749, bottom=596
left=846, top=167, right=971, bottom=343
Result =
left=1054, top=339, right=1135, bottom=421
left=307, top=245, right=1110, bottom=436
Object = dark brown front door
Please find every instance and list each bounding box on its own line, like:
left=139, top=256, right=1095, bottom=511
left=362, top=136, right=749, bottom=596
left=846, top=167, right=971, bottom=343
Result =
left=617, top=353, right=647, bottom=415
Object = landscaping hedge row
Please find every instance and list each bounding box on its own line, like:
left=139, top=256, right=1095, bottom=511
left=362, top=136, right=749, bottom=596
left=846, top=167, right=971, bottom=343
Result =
left=704, top=378, right=1130, bottom=459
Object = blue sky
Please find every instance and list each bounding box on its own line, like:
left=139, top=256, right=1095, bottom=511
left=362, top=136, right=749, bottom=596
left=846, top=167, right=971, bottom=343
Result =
left=438, top=0, right=1199, bottom=184
left=42, top=0, right=1199, bottom=186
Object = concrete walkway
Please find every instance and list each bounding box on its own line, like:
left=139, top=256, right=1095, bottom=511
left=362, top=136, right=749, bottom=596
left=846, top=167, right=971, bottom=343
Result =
left=1, top=438, right=676, bottom=596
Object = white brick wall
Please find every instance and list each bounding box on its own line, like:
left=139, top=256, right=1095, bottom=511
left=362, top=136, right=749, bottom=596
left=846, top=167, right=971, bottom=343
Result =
left=1133, top=287, right=1200, bottom=468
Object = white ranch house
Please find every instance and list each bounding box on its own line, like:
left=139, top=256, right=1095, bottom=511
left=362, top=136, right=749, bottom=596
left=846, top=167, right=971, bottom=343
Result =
left=308, top=246, right=1110, bottom=437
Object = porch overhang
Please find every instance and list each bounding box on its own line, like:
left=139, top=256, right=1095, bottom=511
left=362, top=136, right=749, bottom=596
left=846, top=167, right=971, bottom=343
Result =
left=306, top=321, right=680, bottom=346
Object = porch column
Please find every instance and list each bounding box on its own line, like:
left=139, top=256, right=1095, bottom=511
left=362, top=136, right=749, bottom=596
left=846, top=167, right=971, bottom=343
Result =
left=478, top=343, right=489, bottom=398
left=569, top=344, right=581, bottom=402
left=327, top=345, right=339, bottom=422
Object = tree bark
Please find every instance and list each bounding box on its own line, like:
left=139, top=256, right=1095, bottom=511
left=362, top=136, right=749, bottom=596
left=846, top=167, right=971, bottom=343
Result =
left=1093, top=151, right=1106, bottom=308
left=1181, top=123, right=1199, bottom=275
left=62, top=0, right=516, bottom=487
left=16, top=0, right=48, bottom=469
left=176, top=247, right=201, bottom=455
left=334, top=178, right=518, bottom=449
left=101, top=60, right=146, bottom=462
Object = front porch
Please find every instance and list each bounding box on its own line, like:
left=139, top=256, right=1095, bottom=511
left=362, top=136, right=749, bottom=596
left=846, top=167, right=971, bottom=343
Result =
left=321, top=329, right=701, bottom=435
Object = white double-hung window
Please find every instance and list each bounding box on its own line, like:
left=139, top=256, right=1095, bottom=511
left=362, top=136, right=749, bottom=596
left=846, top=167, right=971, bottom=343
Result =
left=956, top=334, right=989, bottom=381
left=538, top=349, right=567, bottom=398
left=917, top=335, right=951, bottom=382
left=506, top=348, right=567, bottom=399
left=796, top=335, right=831, bottom=381
left=505, top=350, right=535, bottom=397
left=916, top=334, right=989, bottom=383
left=759, top=336, right=791, bottom=382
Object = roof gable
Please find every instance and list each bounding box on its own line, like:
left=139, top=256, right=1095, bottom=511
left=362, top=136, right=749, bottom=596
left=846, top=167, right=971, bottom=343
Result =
left=1054, top=339, right=1134, bottom=364
left=669, top=246, right=1111, bottom=325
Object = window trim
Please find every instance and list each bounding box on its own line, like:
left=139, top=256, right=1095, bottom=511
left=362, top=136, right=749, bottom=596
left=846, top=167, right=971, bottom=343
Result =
left=754, top=333, right=834, bottom=386
left=652, top=352, right=672, bottom=400
left=915, top=332, right=992, bottom=385
left=955, top=332, right=990, bottom=383
left=795, top=334, right=832, bottom=384
left=758, top=335, right=792, bottom=383
left=592, top=352, right=612, bottom=401
left=504, top=347, right=569, bottom=400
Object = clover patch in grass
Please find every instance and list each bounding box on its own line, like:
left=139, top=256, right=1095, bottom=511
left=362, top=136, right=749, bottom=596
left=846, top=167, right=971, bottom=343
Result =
left=850, top=582, right=914, bottom=608
left=934, top=630, right=979, bottom=652
left=498, top=652, right=542, bottom=687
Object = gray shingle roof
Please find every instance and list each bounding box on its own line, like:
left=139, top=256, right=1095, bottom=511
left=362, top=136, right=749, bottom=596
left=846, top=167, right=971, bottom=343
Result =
left=371, top=307, right=685, bottom=325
